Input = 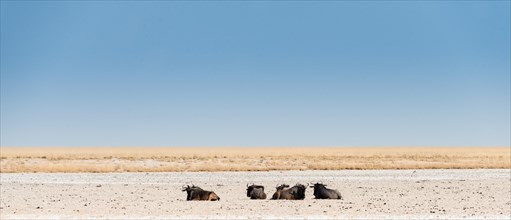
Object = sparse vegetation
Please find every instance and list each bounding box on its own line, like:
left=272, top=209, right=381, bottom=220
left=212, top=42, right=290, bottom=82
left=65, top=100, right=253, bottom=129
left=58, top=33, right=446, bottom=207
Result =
left=0, top=147, right=509, bottom=173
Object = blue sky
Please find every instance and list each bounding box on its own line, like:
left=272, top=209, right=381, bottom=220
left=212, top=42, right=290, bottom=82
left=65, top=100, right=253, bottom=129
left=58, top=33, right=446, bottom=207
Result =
left=1, top=1, right=509, bottom=147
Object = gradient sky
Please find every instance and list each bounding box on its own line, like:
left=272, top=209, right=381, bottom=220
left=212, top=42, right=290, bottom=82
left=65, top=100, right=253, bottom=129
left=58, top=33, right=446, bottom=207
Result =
left=1, top=1, right=510, bottom=147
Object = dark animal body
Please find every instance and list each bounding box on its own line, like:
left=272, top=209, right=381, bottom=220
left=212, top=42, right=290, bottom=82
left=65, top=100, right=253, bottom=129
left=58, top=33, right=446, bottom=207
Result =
left=310, top=183, right=342, bottom=199
left=272, top=184, right=307, bottom=200
left=272, top=184, right=290, bottom=200
left=182, top=185, right=220, bottom=201
left=247, top=184, right=267, bottom=199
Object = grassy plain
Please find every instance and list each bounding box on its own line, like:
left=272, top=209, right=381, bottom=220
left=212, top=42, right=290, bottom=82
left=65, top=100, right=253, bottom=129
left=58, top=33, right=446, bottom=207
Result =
left=1, top=147, right=509, bottom=173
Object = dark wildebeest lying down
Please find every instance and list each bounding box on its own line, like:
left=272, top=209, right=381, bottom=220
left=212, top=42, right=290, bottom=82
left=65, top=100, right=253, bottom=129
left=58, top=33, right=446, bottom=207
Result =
left=246, top=184, right=267, bottom=199
left=272, top=183, right=307, bottom=200
left=310, top=183, right=342, bottom=199
left=182, top=185, right=220, bottom=201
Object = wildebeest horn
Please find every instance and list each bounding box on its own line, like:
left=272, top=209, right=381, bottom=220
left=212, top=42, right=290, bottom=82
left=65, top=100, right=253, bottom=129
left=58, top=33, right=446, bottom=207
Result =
left=246, top=183, right=249, bottom=187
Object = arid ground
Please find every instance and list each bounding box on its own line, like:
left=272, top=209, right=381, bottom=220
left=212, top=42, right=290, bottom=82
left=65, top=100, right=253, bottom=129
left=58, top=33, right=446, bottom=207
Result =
left=1, top=169, right=510, bottom=219
left=1, top=147, right=510, bottom=219
left=1, top=147, right=509, bottom=172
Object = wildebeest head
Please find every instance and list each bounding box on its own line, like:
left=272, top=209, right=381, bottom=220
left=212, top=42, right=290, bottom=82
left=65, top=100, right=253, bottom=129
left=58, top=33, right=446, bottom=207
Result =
left=182, top=185, right=203, bottom=200
left=182, top=185, right=193, bottom=200
left=181, top=185, right=191, bottom=192
left=291, top=183, right=308, bottom=199
left=247, top=184, right=266, bottom=199
left=310, top=183, right=326, bottom=196
left=182, top=185, right=202, bottom=192
left=246, top=184, right=264, bottom=197
left=294, top=183, right=307, bottom=191
left=275, top=184, right=290, bottom=191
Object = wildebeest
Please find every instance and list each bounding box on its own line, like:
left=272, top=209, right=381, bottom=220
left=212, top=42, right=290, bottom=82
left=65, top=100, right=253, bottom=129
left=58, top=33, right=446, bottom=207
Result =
left=271, top=184, right=290, bottom=200
left=310, top=183, right=342, bottom=199
left=246, top=184, right=267, bottom=199
left=272, top=183, right=307, bottom=200
left=182, top=185, right=220, bottom=201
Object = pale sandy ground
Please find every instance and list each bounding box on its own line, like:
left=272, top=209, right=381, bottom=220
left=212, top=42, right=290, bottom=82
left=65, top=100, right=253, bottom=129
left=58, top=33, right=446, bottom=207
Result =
left=0, top=170, right=510, bottom=219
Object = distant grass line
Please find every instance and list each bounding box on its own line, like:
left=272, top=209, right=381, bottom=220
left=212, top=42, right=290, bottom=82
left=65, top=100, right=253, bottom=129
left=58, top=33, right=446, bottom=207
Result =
left=1, top=147, right=509, bottom=173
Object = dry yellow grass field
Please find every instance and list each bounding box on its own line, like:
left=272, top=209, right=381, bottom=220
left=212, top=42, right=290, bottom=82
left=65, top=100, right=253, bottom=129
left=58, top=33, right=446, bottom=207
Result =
left=1, top=147, right=509, bottom=173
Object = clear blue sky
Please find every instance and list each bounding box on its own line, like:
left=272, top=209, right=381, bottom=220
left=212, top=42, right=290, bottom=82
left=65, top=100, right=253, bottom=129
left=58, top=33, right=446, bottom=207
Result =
left=1, top=1, right=509, bottom=147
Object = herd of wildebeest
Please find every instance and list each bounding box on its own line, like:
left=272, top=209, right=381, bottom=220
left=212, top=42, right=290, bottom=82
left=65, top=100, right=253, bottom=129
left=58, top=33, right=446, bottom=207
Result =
left=182, top=183, right=343, bottom=201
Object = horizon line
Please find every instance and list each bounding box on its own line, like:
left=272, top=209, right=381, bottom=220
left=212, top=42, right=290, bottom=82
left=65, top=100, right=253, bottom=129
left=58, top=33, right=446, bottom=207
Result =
left=1, top=146, right=509, bottom=148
